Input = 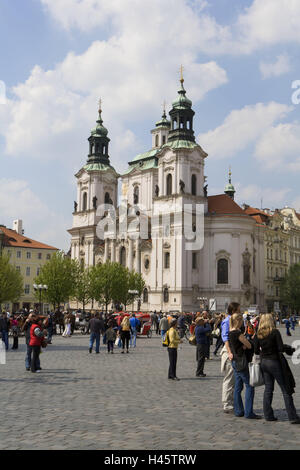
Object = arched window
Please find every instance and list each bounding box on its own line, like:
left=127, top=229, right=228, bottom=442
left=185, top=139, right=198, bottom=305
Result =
left=82, top=192, right=87, bottom=211
left=191, top=174, right=197, bottom=196
left=120, top=247, right=126, bottom=267
left=164, top=252, right=170, bottom=269
left=163, top=287, right=169, bottom=303
left=133, top=186, right=139, bottom=204
left=155, top=135, right=159, bottom=147
left=217, top=258, right=228, bottom=284
left=143, top=288, right=149, bottom=303
left=166, top=174, right=172, bottom=196
left=105, top=192, right=111, bottom=204
left=162, top=135, right=166, bottom=145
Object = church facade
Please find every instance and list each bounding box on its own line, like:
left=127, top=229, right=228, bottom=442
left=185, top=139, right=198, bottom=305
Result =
left=68, top=78, right=265, bottom=312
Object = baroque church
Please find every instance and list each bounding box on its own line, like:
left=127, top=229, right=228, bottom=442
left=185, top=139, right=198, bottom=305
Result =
left=68, top=76, right=265, bottom=312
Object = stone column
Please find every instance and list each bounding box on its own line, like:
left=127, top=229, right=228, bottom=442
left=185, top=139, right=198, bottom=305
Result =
left=135, top=239, right=141, bottom=273
left=111, top=240, right=116, bottom=262
left=104, top=239, right=109, bottom=262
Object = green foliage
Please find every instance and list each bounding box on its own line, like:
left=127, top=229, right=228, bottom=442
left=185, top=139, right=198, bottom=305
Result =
left=0, top=253, right=23, bottom=306
left=34, top=251, right=78, bottom=309
left=72, top=264, right=93, bottom=311
left=90, top=261, right=145, bottom=311
left=280, top=263, right=300, bottom=312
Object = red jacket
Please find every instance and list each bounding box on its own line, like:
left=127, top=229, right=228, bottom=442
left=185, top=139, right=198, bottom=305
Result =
left=29, top=323, right=44, bottom=347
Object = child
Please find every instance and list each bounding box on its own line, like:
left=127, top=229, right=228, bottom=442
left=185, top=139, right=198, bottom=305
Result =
left=106, top=326, right=117, bottom=354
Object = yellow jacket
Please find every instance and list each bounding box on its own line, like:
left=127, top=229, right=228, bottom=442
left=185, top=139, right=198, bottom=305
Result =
left=168, top=327, right=181, bottom=349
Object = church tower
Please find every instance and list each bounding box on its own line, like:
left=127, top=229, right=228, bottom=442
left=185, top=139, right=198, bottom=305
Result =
left=68, top=101, right=119, bottom=268
left=224, top=167, right=236, bottom=200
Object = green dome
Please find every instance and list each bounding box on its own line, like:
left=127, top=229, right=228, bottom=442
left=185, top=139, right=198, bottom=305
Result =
left=225, top=183, right=235, bottom=192
left=156, top=110, right=171, bottom=128
left=90, top=109, right=108, bottom=137
left=172, top=81, right=192, bottom=109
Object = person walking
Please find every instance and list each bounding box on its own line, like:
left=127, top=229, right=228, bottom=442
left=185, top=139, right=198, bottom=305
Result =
left=106, top=325, right=117, bottom=353
left=129, top=313, right=140, bottom=348
left=178, top=313, right=186, bottom=339
left=213, top=314, right=224, bottom=356
left=22, top=313, right=41, bottom=371
left=284, top=318, right=292, bottom=336
left=167, top=319, right=182, bottom=380
left=10, top=314, right=19, bottom=350
left=220, top=302, right=239, bottom=414
left=29, top=315, right=45, bottom=373
left=254, top=314, right=300, bottom=424
left=88, top=313, right=102, bottom=354
left=47, top=311, right=54, bottom=344
left=159, top=314, right=169, bottom=339
left=195, top=317, right=211, bottom=377
left=62, top=314, right=72, bottom=338
left=0, top=311, right=10, bottom=351
left=229, top=313, right=261, bottom=419
left=120, top=315, right=131, bottom=353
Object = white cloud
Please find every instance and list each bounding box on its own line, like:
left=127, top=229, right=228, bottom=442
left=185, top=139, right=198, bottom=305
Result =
left=198, top=102, right=291, bottom=159
left=235, top=183, right=290, bottom=209
left=255, top=122, right=300, bottom=170
left=0, top=2, right=228, bottom=170
left=260, top=55, right=291, bottom=79
left=0, top=178, right=69, bottom=249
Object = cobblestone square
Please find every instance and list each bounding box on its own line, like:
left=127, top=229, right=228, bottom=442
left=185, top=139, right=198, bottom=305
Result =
left=1, top=327, right=300, bottom=450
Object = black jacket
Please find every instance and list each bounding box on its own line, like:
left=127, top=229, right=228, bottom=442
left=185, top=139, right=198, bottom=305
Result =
left=278, top=353, right=296, bottom=395
left=0, top=318, right=10, bottom=332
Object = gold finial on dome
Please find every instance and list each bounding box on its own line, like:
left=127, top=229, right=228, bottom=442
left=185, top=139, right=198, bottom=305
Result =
left=179, top=64, right=184, bottom=84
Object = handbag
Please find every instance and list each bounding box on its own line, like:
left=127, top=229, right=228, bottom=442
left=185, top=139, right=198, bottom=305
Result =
left=188, top=334, right=197, bottom=346
left=249, top=362, right=265, bottom=387
left=162, top=331, right=169, bottom=347
left=114, top=336, right=120, bottom=347
left=212, top=327, right=220, bottom=339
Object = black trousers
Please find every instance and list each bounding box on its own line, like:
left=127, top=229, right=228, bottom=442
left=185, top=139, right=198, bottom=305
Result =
left=121, top=331, right=130, bottom=350
left=261, top=358, right=298, bottom=421
left=196, top=344, right=206, bottom=375
left=168, top=348, right=178, bottom=379
left=31, top=346, right=41, bottom=372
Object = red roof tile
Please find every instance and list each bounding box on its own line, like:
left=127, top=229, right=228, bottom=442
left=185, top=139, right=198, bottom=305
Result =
left=0, top=226, right=58, bottom=250
left=208, top=194, right=248, bottom=216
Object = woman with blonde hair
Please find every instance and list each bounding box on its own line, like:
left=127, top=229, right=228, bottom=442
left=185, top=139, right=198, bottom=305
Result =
left=120, top=315, right=131, bottom=354
left=254, top=314, right=299, bottom=423
left=229, top=313, right=261, bottom=419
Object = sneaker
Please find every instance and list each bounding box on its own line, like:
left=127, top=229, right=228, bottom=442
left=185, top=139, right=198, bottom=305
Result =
left=36, top=370, right=41, bottom=373
left=246, top=414, right=262, bottom=420
left=89, top=348, right=92, bottom=354
left=174, top=377, right=180, bottom=381
left=223, top=409, right=234, bottom=415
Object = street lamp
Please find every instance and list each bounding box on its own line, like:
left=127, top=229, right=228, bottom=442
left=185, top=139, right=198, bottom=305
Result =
left=128, top=289, right=141, bottom=312
left=33, top=284, right=48, bottom=314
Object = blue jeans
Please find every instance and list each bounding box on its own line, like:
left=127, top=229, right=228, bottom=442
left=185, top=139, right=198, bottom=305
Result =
left=130, top=329, right=137, bottom=347
left=232, top=361, right=255, bottom=418
left=89, top=333, right=100, bottom=353
left=161, top=330, right=167, bottom=339
left=47, top=327, right=53, bottom=342
left=1, top=331, right=8, bottom=351
left=25, top=344, right=40, bottom=370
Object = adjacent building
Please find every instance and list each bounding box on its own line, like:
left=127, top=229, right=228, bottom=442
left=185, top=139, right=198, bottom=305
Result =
left=0, top=220, right=58, bottom=313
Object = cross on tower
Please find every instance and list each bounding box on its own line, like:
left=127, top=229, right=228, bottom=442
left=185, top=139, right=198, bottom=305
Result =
left=98, top=98, right=102, bottom=112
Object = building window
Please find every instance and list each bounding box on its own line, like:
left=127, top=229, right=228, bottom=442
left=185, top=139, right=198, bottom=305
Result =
left=37, top=268, right=40, bottom=276
left=46, top=254, right=51, bottom=260
left=17, top=251, right=21, bottom=258
left=166, top=174, right=172, bottom=196
left=133, top=186, right=139, bottom=205
left=163, top=287, right=169, bottom=303
left=192, top=252, right=197, bottom=269
left=27, top=252, right=31, bottom=259
left=144, top=258, right=150, bottom=270
left=191, top=174, right=197, bottom=196
left=105, top=192, right=111, bottom=204
left=26, top=267, right=30, bottom=276
left=82, top=192, right=87, bottom=211
left=162, top=135, right=166, bottom=145
left=16, top=266, right=20, bottom=272
left=217, top=258, right=228, bottom=284
left=164, top=252, right=170, bottom=269
left=38, top=253, right=42, bottom=260
left=24, top=285, right=30, bottom=295
left=143, top=288, right=149, bottom=303
left=155, top=134, right=159, bottom=147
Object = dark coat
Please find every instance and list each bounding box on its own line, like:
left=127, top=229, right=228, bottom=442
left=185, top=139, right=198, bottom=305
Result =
left=278, top=352, right=296, bottom=395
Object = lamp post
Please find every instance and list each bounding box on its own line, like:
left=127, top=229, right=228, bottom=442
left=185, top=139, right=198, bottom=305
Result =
left=33, top=284, right=48, bottom=314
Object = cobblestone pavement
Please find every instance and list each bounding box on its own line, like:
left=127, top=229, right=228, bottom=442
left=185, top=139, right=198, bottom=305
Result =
left=1, top=327, right=300, bottom=450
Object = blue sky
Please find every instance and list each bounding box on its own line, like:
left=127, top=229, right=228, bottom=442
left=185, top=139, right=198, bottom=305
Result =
left=1, top=0, right=300, bottom=250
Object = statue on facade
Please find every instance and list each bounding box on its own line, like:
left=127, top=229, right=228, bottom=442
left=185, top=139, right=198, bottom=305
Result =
left=203, top=184, right=208, bottom=197
left=155, top=185, right=159, bottom=197
left=93, top=196, right=98, bottom=210
left=179, top=180, right=185, bottom=194
left=74, top=201, right=78, bottom=212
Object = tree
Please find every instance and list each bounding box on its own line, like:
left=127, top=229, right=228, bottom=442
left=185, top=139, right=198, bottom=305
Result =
left=34, top=251, right=78, bottom=310
left=119, top=269, right=145, bottom=310
left=0, top=253, right=23, bottom=308
left=72, top=265, right=93, bottom=312
left=280, top=263, right=300, bottom=313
